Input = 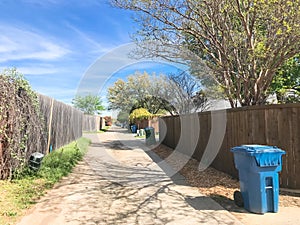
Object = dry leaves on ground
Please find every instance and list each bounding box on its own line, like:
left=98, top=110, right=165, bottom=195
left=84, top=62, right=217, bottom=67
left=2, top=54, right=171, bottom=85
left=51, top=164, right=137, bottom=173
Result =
left=152, top=144, right=300, bottom=211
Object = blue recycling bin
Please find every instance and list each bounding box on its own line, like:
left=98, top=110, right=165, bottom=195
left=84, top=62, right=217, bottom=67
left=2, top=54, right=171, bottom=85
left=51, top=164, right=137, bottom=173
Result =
left=130, top=124, right=137, bottom=133
left=231, top=145, right=285, bottom=214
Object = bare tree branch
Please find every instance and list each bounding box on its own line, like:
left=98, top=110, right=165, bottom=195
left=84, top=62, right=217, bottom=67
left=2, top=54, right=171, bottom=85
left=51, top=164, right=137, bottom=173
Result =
left=111, top=0, right=300, bottom=107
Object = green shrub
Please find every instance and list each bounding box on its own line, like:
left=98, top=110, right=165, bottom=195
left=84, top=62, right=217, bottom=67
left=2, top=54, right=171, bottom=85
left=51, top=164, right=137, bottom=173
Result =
left=129, top=108, right=153, bottom=123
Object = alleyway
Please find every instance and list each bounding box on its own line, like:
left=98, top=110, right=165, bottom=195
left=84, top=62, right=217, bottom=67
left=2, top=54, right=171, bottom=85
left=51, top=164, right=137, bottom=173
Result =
left=17, top=127, right=242, bottom=225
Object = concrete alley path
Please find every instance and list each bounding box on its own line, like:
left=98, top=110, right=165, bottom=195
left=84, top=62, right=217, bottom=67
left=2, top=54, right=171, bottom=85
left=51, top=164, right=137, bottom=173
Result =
left=17, top=127, right=243, bottom=225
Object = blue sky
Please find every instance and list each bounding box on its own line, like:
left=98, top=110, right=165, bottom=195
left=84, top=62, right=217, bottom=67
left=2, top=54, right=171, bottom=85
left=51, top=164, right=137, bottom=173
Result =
left=0, top=0, right=185, bottom=111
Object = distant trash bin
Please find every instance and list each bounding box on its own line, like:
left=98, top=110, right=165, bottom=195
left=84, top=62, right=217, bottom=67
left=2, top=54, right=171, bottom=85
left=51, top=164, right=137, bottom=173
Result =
left=231, top=145, right=285, bottom=214
left=131, top=125, right=137, bottom=133
left=145, top=127, right=156, bottom=145
left=137, top=129, right=145, bottom=137
left=29, top=152, right=44, bottom=170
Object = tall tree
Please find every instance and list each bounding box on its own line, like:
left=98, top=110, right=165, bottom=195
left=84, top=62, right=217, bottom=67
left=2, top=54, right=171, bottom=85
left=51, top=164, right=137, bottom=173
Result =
left=117, top=111, right=130, bottom=123
left=168, top=71, right=209, bottom=113
left=72, top=94, right=105, bottom=115
left=107, top=71, right=175, bottom=114
left=107, top=71, right=208, bottom=115
left=130, top=96, right=176, bottom=115
left=112, top=0, right=300, bottom=107
left=268, top=54, right=300, bottom=103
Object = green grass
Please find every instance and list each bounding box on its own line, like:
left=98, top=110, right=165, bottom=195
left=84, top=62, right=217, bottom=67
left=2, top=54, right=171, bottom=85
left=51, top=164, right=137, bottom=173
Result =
left=83, top=126, right=111, bottom=134
left=0, top=137, right=90, bottom=225
left=99, top=126, right=110, bottom=133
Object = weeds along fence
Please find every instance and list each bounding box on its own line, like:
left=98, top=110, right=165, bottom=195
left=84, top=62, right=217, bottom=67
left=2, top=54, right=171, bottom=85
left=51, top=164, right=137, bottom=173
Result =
left=39, top=94, right=83, bottom=153
left=159, top=103, right=300, bottom=189
left=0, top=91, right=84, bottom=179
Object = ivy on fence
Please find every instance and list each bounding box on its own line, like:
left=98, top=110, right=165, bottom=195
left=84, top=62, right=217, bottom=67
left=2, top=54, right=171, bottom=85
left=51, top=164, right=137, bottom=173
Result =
left=0, top=69, right=46, bottom=179
left=0, top=69, right=86, bottom=180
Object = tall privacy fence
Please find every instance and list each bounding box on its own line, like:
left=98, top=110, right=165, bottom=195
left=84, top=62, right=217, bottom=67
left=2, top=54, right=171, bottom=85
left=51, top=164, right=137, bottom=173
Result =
left=134, top=117, right=159, bottom=133
left=1, top=90, right=105, bottom=179
left=39, top=94, right=83, bottom=152
left=82, top=115, right=105, bottom=132
left=159, top=103, right=300, bottom=189
left=40, top=95, right=106, bottom=148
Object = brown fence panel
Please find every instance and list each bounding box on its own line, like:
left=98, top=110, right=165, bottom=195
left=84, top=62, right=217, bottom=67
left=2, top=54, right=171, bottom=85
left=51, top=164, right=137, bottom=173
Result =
left=177, top=115, right=192, bottom=155
left=148, top=117, right=159, bottom=133
left=159, top=118, right=166, bottom=143
left=39, top=94, right=83, bottom=152
left=82, top=115, right=101, bottom=132
left=173, top=116, right=181, bottom=149
left=160, top=103, right=300, bottom=189
left=193, top=112, right=209, bottom=161
left=211, top=110, right=236, bottom=178
left=134, top=117, right=159, bottom=133
left=162, top=116, right=174, bottom=148
left=293, top=107, right=300, bottom=188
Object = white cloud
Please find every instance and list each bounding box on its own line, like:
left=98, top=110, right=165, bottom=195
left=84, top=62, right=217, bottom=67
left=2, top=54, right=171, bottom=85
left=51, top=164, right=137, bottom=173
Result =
left=0, top=65, right=59, bottom=75
left=0, top=24, right=70, bottom=63
left=18, top=65, right=60, bottom=75
left=33, top=86, right=77, bottom=103
left=65, top=23, right=114, bottom=54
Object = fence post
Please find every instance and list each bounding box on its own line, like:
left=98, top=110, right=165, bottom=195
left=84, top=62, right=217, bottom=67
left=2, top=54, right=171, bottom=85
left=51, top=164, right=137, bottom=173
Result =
left=46, top=98, right=54, bottom=154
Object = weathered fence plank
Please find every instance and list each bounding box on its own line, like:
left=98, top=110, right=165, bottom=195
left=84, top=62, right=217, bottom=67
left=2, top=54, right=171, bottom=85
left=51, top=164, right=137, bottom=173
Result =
left=82, top=115, right=101, bottom=132
left=1, top=93, right=87, bottom=179
left=39, top=94, right=83, bottom=152
left=160, top=103, right=300, bottom=189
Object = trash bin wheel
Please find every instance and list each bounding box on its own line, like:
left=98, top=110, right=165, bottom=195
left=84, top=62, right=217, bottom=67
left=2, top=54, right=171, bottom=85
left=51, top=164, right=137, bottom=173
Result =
left=234, top=191, right=244, bottom=207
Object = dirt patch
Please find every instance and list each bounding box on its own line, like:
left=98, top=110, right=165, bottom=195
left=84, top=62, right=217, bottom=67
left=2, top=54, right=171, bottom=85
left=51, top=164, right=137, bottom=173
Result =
left=152, top=144, right=300, bottom=211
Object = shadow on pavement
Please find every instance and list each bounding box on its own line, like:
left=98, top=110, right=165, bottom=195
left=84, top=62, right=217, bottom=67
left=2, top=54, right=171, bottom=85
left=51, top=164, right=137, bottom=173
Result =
left=208, top=194, right=248, bottom=214
left=17, top=130, right=243, bottom=225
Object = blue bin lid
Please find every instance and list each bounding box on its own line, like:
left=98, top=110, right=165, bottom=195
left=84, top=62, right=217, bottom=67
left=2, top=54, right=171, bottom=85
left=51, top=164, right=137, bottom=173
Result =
left=231, top=145, right=286, bottom=167
left=231, top=145, right=285, bottom=154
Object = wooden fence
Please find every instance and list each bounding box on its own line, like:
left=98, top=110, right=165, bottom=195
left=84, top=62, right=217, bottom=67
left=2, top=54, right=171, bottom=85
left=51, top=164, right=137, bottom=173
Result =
left=82, top=115, right=102, bottom=132
left=1, top=92, right=88, bottom=179
left=39, top=94, right=83, bottom=152
left=159, top=103, right=300, bottom=189
left=135, top=117, right=159, bottom=133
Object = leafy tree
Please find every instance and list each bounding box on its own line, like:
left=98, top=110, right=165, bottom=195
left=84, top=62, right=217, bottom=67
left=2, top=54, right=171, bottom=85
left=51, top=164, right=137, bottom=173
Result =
left=117, top=111, right=130, bottom=123
left=72, top=94, right=105, bottom=115
left=107, top=71, right=208, bottom=115
left=112, top=0, right=300, bottom=107
left=107, top=71, right=174, bottom=114
left=130, top=96, right=176, bottom=115
left=107, top=79, right=130, bottom=111
left=129, top=108, right=153, bottom=123
left=268, top=54, right=300, bottom=103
